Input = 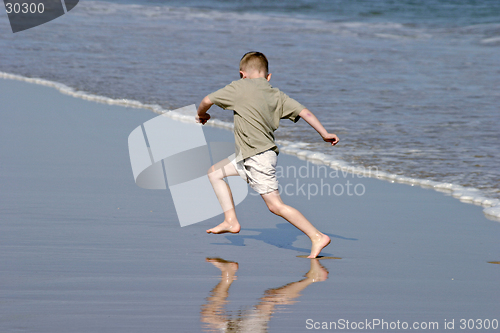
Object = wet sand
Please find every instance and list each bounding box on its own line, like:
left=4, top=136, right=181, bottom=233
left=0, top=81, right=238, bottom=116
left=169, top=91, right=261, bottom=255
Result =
left=1, top=78, right=499, bottom=332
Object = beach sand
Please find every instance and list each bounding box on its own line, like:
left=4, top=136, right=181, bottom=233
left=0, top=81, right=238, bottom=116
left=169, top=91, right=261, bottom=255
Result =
left=1, top=77, right=499, bottom=332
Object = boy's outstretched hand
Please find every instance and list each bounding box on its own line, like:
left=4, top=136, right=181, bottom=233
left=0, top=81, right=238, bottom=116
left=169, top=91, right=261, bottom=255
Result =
left=196, top=113, right=211, bottom=125
left=322, top=133, right=339, bottom=146
left=197, top=96, right=214, bottom=125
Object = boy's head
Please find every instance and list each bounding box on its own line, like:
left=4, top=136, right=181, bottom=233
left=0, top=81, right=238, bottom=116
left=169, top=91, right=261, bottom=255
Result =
left=239, top=52, right=271, bottom=81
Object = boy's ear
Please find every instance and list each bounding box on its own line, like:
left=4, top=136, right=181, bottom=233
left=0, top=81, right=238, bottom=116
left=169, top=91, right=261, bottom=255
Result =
left=239, top=70, right=246, bottom=79
left=266, top=73, right=272, bottom=81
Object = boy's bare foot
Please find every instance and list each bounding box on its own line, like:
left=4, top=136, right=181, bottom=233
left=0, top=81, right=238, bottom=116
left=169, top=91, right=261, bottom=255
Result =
left=308, top=234, right=331, bottom=258
left=206, top=220, right=241, bottom=234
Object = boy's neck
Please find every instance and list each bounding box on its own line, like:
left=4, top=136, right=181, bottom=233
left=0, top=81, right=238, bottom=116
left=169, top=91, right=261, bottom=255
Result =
left=246, top=73, right=266, bottom=79
left=240, top=70, right=272, bottom=81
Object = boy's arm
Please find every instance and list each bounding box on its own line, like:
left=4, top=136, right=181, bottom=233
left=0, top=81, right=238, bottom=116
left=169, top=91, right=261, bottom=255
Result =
left=196, top=96, right=214, bottom=125
left=299, top=108, right=339, bottom=146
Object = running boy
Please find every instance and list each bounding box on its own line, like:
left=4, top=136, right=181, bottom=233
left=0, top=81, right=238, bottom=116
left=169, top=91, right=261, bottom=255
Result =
left=196, top=52, right=339, bottom=258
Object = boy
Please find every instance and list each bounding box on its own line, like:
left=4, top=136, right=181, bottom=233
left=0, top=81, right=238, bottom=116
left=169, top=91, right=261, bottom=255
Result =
left=196, top=52, right=339, bottom=258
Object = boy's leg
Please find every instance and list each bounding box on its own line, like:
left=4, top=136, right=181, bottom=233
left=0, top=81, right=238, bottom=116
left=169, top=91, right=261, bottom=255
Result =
left=206, top=158, right=241, bottom=234
left=261, top=190, right=330, bottom=258
left=201, top=258, right=239, bottom=329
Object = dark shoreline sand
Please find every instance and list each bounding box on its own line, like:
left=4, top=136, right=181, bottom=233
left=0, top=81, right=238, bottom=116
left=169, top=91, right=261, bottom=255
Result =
left=1, top=78, right=499, bottom=332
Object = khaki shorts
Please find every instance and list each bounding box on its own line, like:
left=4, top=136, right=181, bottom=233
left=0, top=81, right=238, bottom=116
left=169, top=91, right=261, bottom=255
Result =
left=229, top=150, right=278, bottom=195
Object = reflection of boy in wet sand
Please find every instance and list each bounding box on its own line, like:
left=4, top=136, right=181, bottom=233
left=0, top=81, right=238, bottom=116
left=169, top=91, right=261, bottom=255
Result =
left=201, top=257, right=329, bottom=332
left=196, top=52, right=339, bottom=258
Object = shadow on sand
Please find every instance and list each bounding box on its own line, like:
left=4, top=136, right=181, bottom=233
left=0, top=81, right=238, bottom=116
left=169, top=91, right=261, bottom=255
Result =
left=210, top=222, right=357, bottom=256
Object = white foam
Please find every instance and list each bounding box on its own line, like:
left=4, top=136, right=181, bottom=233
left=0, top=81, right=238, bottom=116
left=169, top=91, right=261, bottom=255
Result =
left=0, top=71, right=235, bottom=129
left=482, top=199, right=500, bottom=207
left=2, top=70, right=499, bottom=222
left=375, top=33, right=406, bottom=40
left=0, top=72, right=166, bottom=114
left=481, top=36, right=500, bottom=44
left=341, top=22, right=404, bottom=30
left=276, top=141, right=500, bottom=221
left=484, top=205, right=500, bottom=222
left=433, top=182, right=463, bottom=191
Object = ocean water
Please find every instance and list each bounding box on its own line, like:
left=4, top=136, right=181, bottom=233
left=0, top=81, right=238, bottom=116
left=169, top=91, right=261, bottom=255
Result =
left=0, top=0, right=499, bottom=218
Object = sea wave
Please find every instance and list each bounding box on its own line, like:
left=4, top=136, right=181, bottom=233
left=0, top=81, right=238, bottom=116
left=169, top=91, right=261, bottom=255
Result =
left=1, top=70, right=498, bottom=222
left=74, top=1, right=500, bottom=42
left=76, top=1, right=435, bottom=40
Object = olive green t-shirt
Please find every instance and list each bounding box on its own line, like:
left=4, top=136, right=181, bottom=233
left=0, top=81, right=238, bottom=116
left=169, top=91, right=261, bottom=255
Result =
left=208, top=78, right=305, bottom=160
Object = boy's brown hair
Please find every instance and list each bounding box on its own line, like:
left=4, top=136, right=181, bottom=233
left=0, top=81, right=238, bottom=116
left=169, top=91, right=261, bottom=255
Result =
left=239, top=52, right=269, bottom=77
